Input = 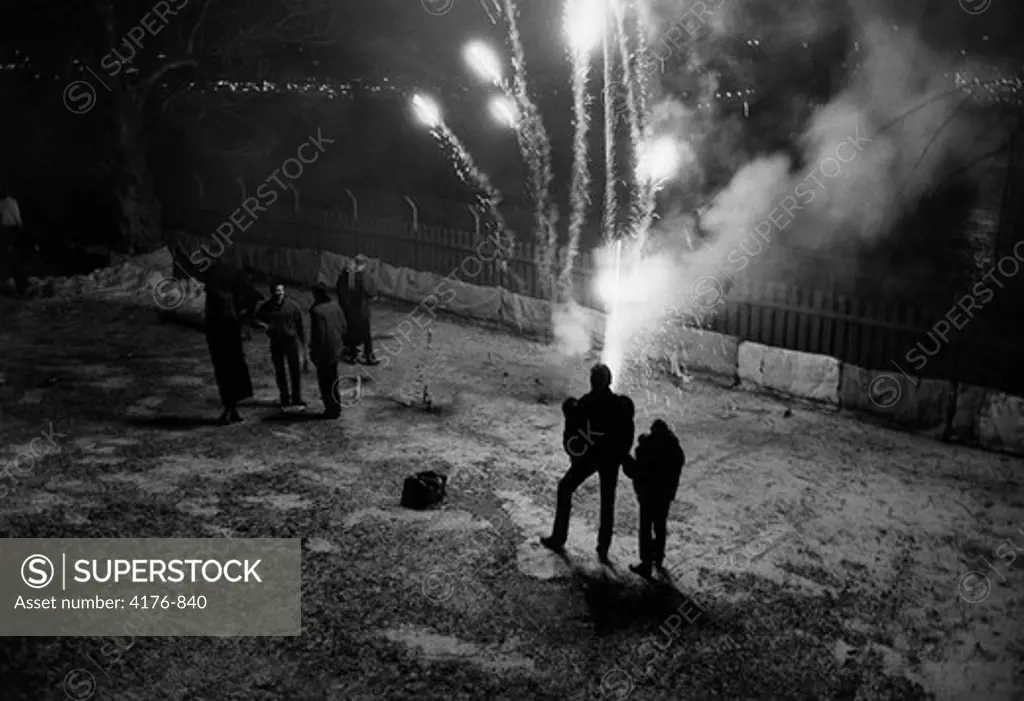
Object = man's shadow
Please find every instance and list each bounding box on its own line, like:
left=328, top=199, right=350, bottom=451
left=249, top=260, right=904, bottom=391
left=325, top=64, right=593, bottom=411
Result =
left=556, top=551, right=709, bottom=637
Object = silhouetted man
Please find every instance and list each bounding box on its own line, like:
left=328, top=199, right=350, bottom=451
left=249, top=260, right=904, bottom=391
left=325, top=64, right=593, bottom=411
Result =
left=336, top=253, right=378, bottom=365
left=255, top=281, right=308, bottom=410
left=624, top=419, right=685, bottom=578
left=541, top=363, right=635, bottom=564
left=309, top=283, right=347, bottom=419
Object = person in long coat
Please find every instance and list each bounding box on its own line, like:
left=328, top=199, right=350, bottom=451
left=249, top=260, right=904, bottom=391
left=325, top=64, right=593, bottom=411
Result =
left=308, top=284, right=347, bottom=418
left=204, top=262, right=258, bottom=424
left=335, top=253, right=378, bottom=364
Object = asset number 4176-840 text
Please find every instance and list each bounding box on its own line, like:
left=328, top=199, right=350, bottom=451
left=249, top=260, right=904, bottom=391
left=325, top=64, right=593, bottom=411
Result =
left=129, top=595, right=207, bottom=609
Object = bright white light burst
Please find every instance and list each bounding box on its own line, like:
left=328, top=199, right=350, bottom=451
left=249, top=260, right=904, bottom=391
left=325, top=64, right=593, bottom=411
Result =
left=488, top=95, right=517, bottom=128
left=464, top=40, right=503, bottom=85
left=636, top=136, right=681, bottom=183
left=565, top=0, right=606, bottom=54
left=412, top=94, right=442, bottom=128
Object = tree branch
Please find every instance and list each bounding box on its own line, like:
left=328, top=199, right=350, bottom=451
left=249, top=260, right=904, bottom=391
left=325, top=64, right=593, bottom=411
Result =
left=186, top=0, right=215, bottom=55
left=140, top=58, right=197, bottom=104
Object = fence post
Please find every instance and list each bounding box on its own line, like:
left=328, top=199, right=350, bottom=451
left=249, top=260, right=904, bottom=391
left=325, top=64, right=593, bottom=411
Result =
left=469, top=205, right=481, bottom=240
left=404, top=196, right=419, bottom=232
left=345, top=188, right=358, bottom=221
left=468, top=205, right=485, bottom=286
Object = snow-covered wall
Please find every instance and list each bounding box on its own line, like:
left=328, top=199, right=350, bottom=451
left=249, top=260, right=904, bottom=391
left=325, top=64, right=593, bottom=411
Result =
left=159, top=233, right=1024, bottom=457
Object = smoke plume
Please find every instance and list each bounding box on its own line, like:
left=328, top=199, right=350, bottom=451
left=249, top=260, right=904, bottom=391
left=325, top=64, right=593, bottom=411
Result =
left=648, top=4, right=1009, bottom=302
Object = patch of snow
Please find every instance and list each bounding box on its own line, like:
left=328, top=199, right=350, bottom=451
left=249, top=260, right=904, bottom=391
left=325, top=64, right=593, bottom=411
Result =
left=305, top=537, right=338, bottom=553
left=241, top=494, right=312, bottom=510
left=381, top=625, right=535, bottom=673
left=176, top=497, right=220, bottom=517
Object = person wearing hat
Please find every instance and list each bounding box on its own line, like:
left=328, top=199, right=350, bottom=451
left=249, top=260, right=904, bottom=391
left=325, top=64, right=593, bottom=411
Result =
left=541, top=363, right=635, bottom=564
left=335, top=253, right=378, bottom=365
left=308, top=283, right=347, bottom=419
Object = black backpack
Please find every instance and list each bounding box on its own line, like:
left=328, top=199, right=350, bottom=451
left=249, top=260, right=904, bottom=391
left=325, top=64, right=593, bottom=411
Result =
left=400, top=471, right=447, bottom=509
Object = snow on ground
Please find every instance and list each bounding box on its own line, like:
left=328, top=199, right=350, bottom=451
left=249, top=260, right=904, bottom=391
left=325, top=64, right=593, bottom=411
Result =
left=0, top=269, right=1022, bottom=701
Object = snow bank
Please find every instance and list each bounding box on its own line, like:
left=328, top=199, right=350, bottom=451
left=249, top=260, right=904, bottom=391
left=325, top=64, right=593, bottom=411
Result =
left=740, top=343, right=842, bottom=406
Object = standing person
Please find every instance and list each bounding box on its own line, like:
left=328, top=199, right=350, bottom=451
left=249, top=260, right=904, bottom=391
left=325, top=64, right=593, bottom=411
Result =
left=335, top=253, right=378, bottom=365
left=308, top=283, right=347, bottom=419
left=623, top=419, right=686, bottom=578
left=540, top=364, right=635, bottom=564
left=254, top=280, right=308, bottom=410
left=204, top=262, right=256, bottom=425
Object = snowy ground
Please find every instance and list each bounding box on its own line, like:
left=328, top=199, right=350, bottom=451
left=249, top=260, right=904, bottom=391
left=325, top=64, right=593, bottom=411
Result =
left=0, top=277, right=1022, bottom=701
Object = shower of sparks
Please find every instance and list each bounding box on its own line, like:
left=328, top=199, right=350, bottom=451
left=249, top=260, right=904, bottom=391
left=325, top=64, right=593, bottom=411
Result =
left=480, top=0, right=503, bottom=25
left=613, top=0, right=650, bottom=249
left=464, top=40, right=503, bottom=85
left=436, top=123, right=509, bottom=237
left=412, top=92, right=508, bottom=247
left=601, top=4, right=617, bottom=246
left=627, top=4, right=657, bottom=248
left=613, top=0, right=641, bottom=153
left=561, top=1, right=596, bottom=299
left=418, top=0, right=691, bottom=395
left=502, top=0, right=557, bottom=299
left=601, top=238, right=626, bottom=387
left=632, top=5, right=651, bottom=134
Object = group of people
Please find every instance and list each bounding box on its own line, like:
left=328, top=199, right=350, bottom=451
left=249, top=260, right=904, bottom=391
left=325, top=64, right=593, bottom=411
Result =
left=202, top=254, right=379, bottom=424
left=541, top=363, right=685, bottom=578
left=207, top=261, right=682, bottom=573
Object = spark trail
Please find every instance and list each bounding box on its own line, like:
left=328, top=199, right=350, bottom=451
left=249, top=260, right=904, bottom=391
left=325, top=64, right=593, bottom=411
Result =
left=602, top=13, right=617, bottom=245
left=562, top=45, right=593, bottom=299
left=613, top=0, right=642, bottom=159
left=502, top=0, right=557, bottom=297
left=618, top=2, right=655, bottom=248
left=432, top=126, right=508, bottom=234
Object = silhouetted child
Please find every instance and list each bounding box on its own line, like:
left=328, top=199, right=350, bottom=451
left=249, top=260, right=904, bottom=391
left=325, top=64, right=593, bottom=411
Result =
left=623, top=419, right=685, bottom=578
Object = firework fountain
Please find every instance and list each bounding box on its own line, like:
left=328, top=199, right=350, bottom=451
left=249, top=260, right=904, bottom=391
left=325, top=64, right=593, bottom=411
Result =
left=411, top=0, right=685, bottom=390
left=409, top=0, right=1009, bottom=398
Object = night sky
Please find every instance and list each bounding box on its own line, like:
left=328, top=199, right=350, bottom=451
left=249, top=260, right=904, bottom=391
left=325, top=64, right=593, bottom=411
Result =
left=3, top=0, right=1021, bottom=98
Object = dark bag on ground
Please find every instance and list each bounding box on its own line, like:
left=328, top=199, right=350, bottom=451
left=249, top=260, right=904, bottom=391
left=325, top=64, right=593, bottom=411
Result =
left=401, top=471, right=447, bottom=509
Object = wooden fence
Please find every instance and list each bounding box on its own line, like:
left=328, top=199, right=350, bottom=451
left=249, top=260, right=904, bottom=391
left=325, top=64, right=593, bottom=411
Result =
left=164, top=201, right=1024, bottom=397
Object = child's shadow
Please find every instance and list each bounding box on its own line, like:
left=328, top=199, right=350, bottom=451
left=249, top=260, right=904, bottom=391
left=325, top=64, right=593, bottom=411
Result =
left=562, top=556, right=708, bottom=637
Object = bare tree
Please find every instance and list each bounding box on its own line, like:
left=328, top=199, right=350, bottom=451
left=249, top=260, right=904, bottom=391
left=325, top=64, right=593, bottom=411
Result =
left=85, top=0, right=340, bottom=252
